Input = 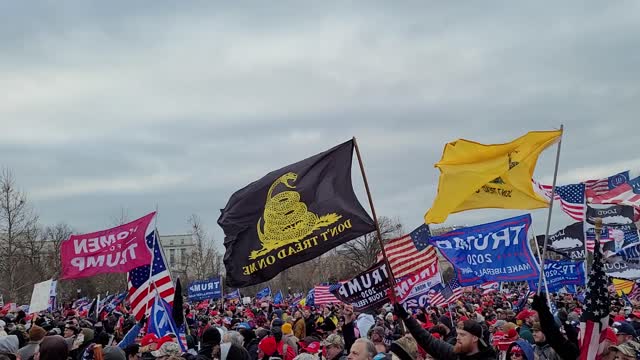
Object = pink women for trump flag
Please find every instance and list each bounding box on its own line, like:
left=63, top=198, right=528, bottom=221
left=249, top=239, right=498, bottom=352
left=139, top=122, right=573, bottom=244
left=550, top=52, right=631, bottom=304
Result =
left=60, top=212, right=156, bottom=279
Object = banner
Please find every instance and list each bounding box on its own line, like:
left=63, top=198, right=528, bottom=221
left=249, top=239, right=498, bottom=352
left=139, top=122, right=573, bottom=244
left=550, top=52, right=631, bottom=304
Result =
left=604, top=257, right=640, bottom=279
left=429, top=214, right=539, bottom=286
left=394, top=262, right=442, bottom=304
left=187, top=277, right=222, bottom=301
left=529, top=260, right=586, bottom=292
left=537, top=222, right=585, bottom=260
left=61, top=212, right=156, bottom=279
left=29, top=279, right=53, bottom=314
left=330, top=262, right=390, bottom=313
left=402, top=283, right=444, bottom=309
left=586, top=204, right=635, bottom=227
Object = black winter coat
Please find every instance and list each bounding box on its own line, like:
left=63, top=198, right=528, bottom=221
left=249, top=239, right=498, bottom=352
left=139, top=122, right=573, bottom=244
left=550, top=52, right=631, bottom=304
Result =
left=402, top=316, right=497, bottom=360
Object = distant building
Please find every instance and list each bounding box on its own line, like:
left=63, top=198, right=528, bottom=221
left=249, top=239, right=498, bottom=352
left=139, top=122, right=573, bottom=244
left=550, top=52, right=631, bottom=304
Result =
left=158, top=234, right=196, bottom=278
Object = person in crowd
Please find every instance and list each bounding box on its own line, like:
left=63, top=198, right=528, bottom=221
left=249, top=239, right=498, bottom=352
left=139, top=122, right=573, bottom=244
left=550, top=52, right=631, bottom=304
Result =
left=515, top=310, right=536, bottom=344
left=505, top=341, right=534, bottom=360
left=103, top=346, right=127, bottom=360
left=197, top=327, right=222, bottom=360
left=280, top=323, right=299, bottom=355
left=0, top=335, right=18, bottom=360
left=531, top=322, right=559, bottom=360
left=149, top=342, right=182, bottom=359
left=238, top=327, right=260, bottom=360
left=123, top=344, right=140, bottom=360
left=322, top=334, right=347, bottom=360
left=293, top=311, right=306, bottom=340
left=389, top=336, right=419, bottom=360
left=613, top=321, right=637, bottom=345
left=16, top=324, right=46, bottom=360
left=36, top=335, right=69, bottom=360
left=530, top=293, right=580, bottom=360
left=258, top=335, right=294, bottom=360
left=218, top=342, right=251, bottom=360
left=609, top=341, right=640, bottom=360
left=394, top=303, right=497, bottom=360
left=347, top=338, right=376, bottom=360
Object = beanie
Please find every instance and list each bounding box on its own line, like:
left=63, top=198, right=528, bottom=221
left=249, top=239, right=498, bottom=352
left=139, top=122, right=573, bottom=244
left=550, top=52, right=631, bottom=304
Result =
left=258, top=336, right=277, bottom=356
left=282, top=323, right=293, bottom=335
left=202, top=327, right=222, bottom=346
left=29, top=325, right=47, bottom=343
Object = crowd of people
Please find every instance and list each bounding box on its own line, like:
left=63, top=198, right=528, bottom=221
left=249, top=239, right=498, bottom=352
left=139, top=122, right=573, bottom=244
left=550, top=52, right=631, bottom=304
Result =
left=1, top=286, right=640, bottom=360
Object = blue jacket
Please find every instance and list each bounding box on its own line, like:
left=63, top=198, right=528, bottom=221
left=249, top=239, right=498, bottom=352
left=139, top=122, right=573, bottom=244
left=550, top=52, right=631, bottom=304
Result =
left=507, top=339, right=535, bottom=360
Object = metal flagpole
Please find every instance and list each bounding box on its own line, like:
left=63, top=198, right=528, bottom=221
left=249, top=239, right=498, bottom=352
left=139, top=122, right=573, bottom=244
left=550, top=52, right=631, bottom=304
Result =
left=537, top=125, right=564, bottom=294
left=352, top=137, right=399, bottom=303
left=144, top=207, right=160, bottom=318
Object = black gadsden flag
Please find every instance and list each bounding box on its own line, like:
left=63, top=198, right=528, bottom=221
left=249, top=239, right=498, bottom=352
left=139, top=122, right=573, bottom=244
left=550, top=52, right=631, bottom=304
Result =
left=218, top=140, right=375, bottom=287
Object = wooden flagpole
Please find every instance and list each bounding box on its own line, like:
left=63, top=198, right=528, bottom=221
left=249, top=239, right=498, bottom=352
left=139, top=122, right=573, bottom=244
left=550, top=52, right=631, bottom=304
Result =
left=352, top=137, right=399, bottom=303
left=537, top=125, right=564, bottom=294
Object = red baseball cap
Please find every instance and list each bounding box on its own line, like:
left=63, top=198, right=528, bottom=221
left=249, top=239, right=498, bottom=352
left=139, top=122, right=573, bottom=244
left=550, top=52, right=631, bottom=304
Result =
left=156, top=335, right=174, bottom=349
left=141, top=334, right=159, bottom=347
left=303, top=342, right=321, bottom=354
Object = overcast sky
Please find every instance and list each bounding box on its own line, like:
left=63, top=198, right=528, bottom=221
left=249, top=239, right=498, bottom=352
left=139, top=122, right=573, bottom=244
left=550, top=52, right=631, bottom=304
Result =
left=2, top=2, right=639, bottom=250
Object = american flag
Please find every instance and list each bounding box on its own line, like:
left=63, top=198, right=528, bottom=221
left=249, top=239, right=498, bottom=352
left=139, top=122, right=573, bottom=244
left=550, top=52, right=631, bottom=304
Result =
left=537, top=182, right=586, bottom=221
left=314, top=284, right=342, bottom=305
left=584, top=171, right=630, bottom=196
left=429, top=278, right=463, bottom=307
left=377, top=232, right=439, bottom=278
left=588, top=176, right=640, bottom=208
left=480, top=281, right=499, bottom=295
left=579, top=231, right=610, bottom=360
left=127, top=230, right=175, bottom=321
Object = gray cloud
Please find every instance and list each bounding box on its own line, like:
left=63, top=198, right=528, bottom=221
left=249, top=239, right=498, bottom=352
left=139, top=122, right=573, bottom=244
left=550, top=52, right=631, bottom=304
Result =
left=1, top=1, right=639, bottom=248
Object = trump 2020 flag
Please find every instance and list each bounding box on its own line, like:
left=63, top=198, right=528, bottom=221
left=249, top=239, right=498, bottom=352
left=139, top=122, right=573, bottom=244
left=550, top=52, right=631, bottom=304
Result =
left=218, top=139, right=375, bottom=288
left=147, top=293, right=186, bottom=352
left=429, top=214, right=539, bottom=286
left=61, top=212, right=156, bottom=279
left=256, top=287, right=271, bottom=300
left=273, top=290, right=283, bottom=305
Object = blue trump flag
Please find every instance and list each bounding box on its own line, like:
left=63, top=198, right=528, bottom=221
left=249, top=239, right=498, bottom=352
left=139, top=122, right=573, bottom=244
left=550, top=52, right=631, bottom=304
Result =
left=188, top=277, right=222, bottom=301
left=273, top=290, right=283, bottom=305
left=147, top=293, right=187, bottom=352
left=225, top=289, right=241, bottom=300
left=429, top=214, right=539, bottom=286
left=306, top=288, right=315, bottom=306
left=528, top=260, right=586, bottom=292
left=256, top=287, right=271, bottom=300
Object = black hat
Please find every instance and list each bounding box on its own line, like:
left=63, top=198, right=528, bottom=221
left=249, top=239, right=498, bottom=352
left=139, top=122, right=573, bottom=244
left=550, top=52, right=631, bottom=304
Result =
left=202, top=327, right=221, bottom=346
left=461, top=320, right=488, bottom=348
left=614, top=321, right=637, bottom=337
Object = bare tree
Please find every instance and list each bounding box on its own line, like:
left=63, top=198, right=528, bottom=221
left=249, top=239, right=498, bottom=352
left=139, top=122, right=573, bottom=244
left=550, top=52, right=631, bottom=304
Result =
left=339, top=216, right=403, bottom=271
left=0, top=168, right=40, bottom=301
left=41, top=223, right=74, bottom=277
left=188, top=214, right=220, bottom=280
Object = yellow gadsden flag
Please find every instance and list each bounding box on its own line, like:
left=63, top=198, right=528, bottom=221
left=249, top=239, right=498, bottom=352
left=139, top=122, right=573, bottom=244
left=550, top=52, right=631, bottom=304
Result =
left=612, top=278, right=635, bottom=296
left=425, top=129, right=562, bottom=224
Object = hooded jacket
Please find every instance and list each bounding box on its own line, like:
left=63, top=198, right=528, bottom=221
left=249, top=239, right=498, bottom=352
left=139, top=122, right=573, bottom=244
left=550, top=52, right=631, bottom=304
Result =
left=0, top=335, right=19, bottom=355
left=506, top=340, right=535, bottom=360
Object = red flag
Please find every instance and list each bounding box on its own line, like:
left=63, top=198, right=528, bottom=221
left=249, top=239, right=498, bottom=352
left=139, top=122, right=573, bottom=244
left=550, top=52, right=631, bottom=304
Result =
left=61, top=212, right=156, bottom=279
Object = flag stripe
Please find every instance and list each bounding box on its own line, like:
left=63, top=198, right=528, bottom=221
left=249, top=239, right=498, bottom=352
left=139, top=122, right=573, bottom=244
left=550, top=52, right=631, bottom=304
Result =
left=314, top=285, right=340, bottom=305
left=377, top=235, right=438, bottom=278
left=127, top=231, right=174, bottom=321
